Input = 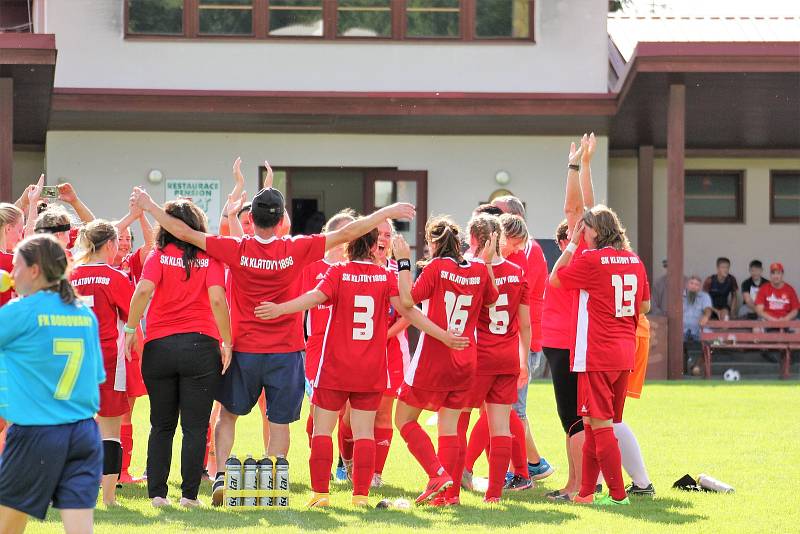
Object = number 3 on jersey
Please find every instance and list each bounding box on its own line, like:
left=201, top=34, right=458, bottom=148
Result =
left=353, top=295, right=375, bottom=340
left=611, top=274, right=638, bottom=318
left=444, top=291, right=473, bottom=335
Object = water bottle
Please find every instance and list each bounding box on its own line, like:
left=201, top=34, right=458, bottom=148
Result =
left=243, top=455, right=258, bottom=506
left=225, top=455, right=243, bottom=507
left=257, top=457, right=273, bottom=507
left=275, top=456, right=289, bottom=507
left=698, top=473, right=735, bottom=493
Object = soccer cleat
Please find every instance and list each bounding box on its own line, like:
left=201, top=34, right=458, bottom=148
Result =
left=626, top=483, right=656, bottom=496
left=211, top=474, right=225, bottom=507
left=483, top=496, right=501, bottom=504
left=546, top=492, right=573, bottom=503
left=179, top=497, right=203, bottom=508
left=352, top=495, right=370, bottom=507
left=307, top=492, right=331, bottom=508
left=335, top=465, right=348, bottom=482
left=527, top=458, right=554, bottom=481
left=461, top=469, right=474, bottom=491
left=371, top=473, right=384, bottom=488
left=430, top=494, right=460, bottom=507
left=572, top=493, right=594, bottom=504
left=503, top=474, right=533, bottom=491
left=594, top=494, right=631, bottom=506
left=414, top=474, right=453, bottom=504
left=151, top=497, right=171, bottom=508
left=118, top=470, right=144, bottom=484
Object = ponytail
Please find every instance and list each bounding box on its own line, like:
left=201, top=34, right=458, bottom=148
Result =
left=419, top=215, right=463, bottom=267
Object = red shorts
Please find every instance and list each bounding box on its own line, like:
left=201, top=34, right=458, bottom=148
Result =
left=312, top=387, right=383, bottom=412
left=125, top=354, right=148, bottom=398
left=398, top=382, right=471, bottom=411
left=468, top=373, right=518, bottom=408
left=98, top=387, right=130, bottom=417
left=577, top=371, right=629, bottom=423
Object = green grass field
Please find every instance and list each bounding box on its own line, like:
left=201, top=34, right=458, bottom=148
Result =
left=33, top=381, right=800, bottom=533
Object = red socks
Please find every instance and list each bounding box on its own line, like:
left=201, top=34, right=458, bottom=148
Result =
left=338, top=417, right=354, bottom=462
left=444, top=412, right=470, bottom=499
left=352, top=439, right=376, bottom=496
left=594, top=426, right=626, bottom=501
left=306, top=414, right=314, bottom=448
left=465, top=411, right=489, bottom=472
left=437, top=435, right=460, bottom=486
left=486, top=436, right=512, bottom=500
left=579, top=425, right=601, bottom=498
left=120, top=423, right=133, bottom=474
left=509, top=411, right=528, bottom=477
left=400, top=422, right=443, bottom=478
left=373, top=427, right=393, bottom=475
left=309, top=435, right=333, bottom=494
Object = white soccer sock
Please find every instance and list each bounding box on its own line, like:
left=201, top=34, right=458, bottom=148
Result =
left=613, top=422, right=651, bottom=488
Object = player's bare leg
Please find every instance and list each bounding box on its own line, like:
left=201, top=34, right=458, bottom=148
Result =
left=97, top=415, right=122, bottom=506
left=214, top=407, right=238, bottom=473
left=60, top=508, right=94, bottom=534
left=206, top=402, right=221, bottom=474
left=257, top=392, right=270, bottom=455
left=266, top=422, right=290, bottom=457
left=0, top=504, right=28, bottom=534
left=565, top=429, right=585, bottom=495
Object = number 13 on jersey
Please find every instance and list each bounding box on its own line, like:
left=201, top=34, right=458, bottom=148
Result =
left=611, top=274, right=638, bottom=318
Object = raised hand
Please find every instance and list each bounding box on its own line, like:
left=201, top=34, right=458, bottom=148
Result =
left=226, top=191, right=247, bottom=217
left=57, top=182, right=77, bottom=203
left=263, top=160, right=274, bottom=189
left=582, top=132, right=597, bottom=163
left=570, top=220, right=585, bottom=245
left=380, top=202, right=416, bottom=222
left=254, top=301, right=282, bottom=320
left=28, top=174, right=44, bottom=205
left=232, top=157, right=245, bottom=190
left=568, top=141, right=583, bottom=166
left=130, top=187, right=156, bottom=212
left=392, top=234, right=411, bottom=259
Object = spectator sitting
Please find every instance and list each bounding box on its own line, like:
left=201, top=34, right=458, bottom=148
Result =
left=703, top=257, right=738, bottom=320
left=738, top=259, right=769, bottom=319
left=755, top=263, right=799, bottom=322
left=683, top=275, right=713, bottom=375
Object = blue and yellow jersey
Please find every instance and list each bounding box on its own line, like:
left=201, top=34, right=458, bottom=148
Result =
left=0, top=291, right=105, bottom=425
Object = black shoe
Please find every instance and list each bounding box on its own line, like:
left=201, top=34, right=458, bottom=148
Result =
left=503, top=474, right=532, bottom=491
left=626, top=483, right=656, bottom=496
left=595, top=484, right=603, bottom=494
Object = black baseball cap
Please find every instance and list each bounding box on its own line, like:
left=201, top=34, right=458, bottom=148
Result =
left=251, top=188, right=285, bottom=219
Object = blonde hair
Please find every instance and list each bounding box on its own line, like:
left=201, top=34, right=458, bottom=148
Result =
left=76, top=219, right=118, bottom=264
left=0, top=203, right=23, bottom=231
left=499, top=213, right=528, bottom=243
left=421, top=215, right=463, bottom=267
left=467, top=214, right=500, bottom=256
left=34, top=205, right=72, bottom=234
left=582, top=204, right=630, bottom=251
left=492, top=195, right=526, bottom=219
left=323, top=208, right=357, bottom=233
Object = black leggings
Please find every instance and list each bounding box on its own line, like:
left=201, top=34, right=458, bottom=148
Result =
left=543, top=347, right=584, bottom=436
left=142, top=333, right=221, bottom=500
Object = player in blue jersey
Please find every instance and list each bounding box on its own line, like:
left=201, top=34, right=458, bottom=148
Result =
left=0, top=234, right=105, bottom=533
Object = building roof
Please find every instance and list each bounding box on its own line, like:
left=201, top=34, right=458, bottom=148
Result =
left=608, top=14, right=800, bottom=61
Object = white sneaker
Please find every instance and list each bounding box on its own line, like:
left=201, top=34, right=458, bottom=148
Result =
left=371, top=473, right=384, bottom=488
left=180, top=497, right=203, bottom=508
left=151, top=497, right=171, bottom=508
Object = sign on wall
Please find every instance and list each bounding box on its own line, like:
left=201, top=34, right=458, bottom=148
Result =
left=165, top=179, right=221, bottom=233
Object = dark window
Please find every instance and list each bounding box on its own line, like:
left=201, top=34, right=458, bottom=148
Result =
left=337, top=0, right=392, bottom=38
left=126, top=0, right=535, bottom=41
left=475, top=0, right=530, bottom=39
left=127, top=0, right=184, bottom=35
left=684, top=170, right=744, bottom=223
left=770, top=171, right=800, bottom=223
left=199, top=0, right=254, bottom=35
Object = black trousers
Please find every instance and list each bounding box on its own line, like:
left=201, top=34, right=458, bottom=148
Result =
left=142, top=333, right=221, bottom=499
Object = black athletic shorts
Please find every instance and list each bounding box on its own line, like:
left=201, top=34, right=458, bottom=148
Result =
left=543, top=347, right=584, bottom=436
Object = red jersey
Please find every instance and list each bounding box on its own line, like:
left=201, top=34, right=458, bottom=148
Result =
left=140, top=244, right=226, bottom=343
left=314, top=261, right=399, bottom=392
left=0, top=251, right=15, bottom=307
left=507, top=241, right=547, bottom=352
left=70, top=263, right=133, bottom=387
left=119, top=246, right=146, bottom=283
left=206, top=234, right=325, bottom=353
left=755, top=282, right=800, bottom=319
left=302, top=259, right=334, bottom=381
left=557, top=247, right=650, bottom=372
left=476, top=259, right=529, bottom=375
left=541, top=240, right=588, bottom=349
left=405, top=257, right=499, bottom=391
left=384, top=258, right=409, bottom=389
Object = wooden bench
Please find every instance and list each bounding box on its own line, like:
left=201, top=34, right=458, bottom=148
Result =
left=700, top=320, right=800, bottom=379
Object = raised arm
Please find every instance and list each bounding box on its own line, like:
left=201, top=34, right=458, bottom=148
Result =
left=550, top=220, right=584, bottom=289
left=131, top=187, right=209, bottom=250
left=325, top=203, right=415, bottom=252
left=564, top=139, right=584, bottom=232
left=392, top=235, right=416, bottom=308
left=23, top=174, right=44, bottom=238
left=225, top=191, right=247, bottom=238
left=580, top=132, right=597, bottom=209
left=478, top=232, right=500, bottom=306
left=254, top=289, right=328, bottom=321
left=392, top=296, right=470, bottom=350
left=138, top=212, right=155, bottom=258
left=58, top=183, right=95, bottom=223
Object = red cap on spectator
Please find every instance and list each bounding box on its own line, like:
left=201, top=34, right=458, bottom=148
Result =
left=770, top=262, right=784, bottom=273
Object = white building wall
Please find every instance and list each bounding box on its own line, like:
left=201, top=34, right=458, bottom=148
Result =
left=46, top=0, right=608, bottom=93
left=45, top=131, right=608, bottom=240
left=609, top=157, right=800, bottom=289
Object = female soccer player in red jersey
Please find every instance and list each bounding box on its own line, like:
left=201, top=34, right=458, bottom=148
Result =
left=463, top=214, right=531, bottom=503
left=393, top=216, right=499, bottom=505
left=70, top=220, right=134, bottom=506
left=550, top=206, right=650, bottom=506
left=256, top=226, right=468, bottom=507
left=124, top=199, right=232, bottom=508
left=0, top=203, right=24, bottom=306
